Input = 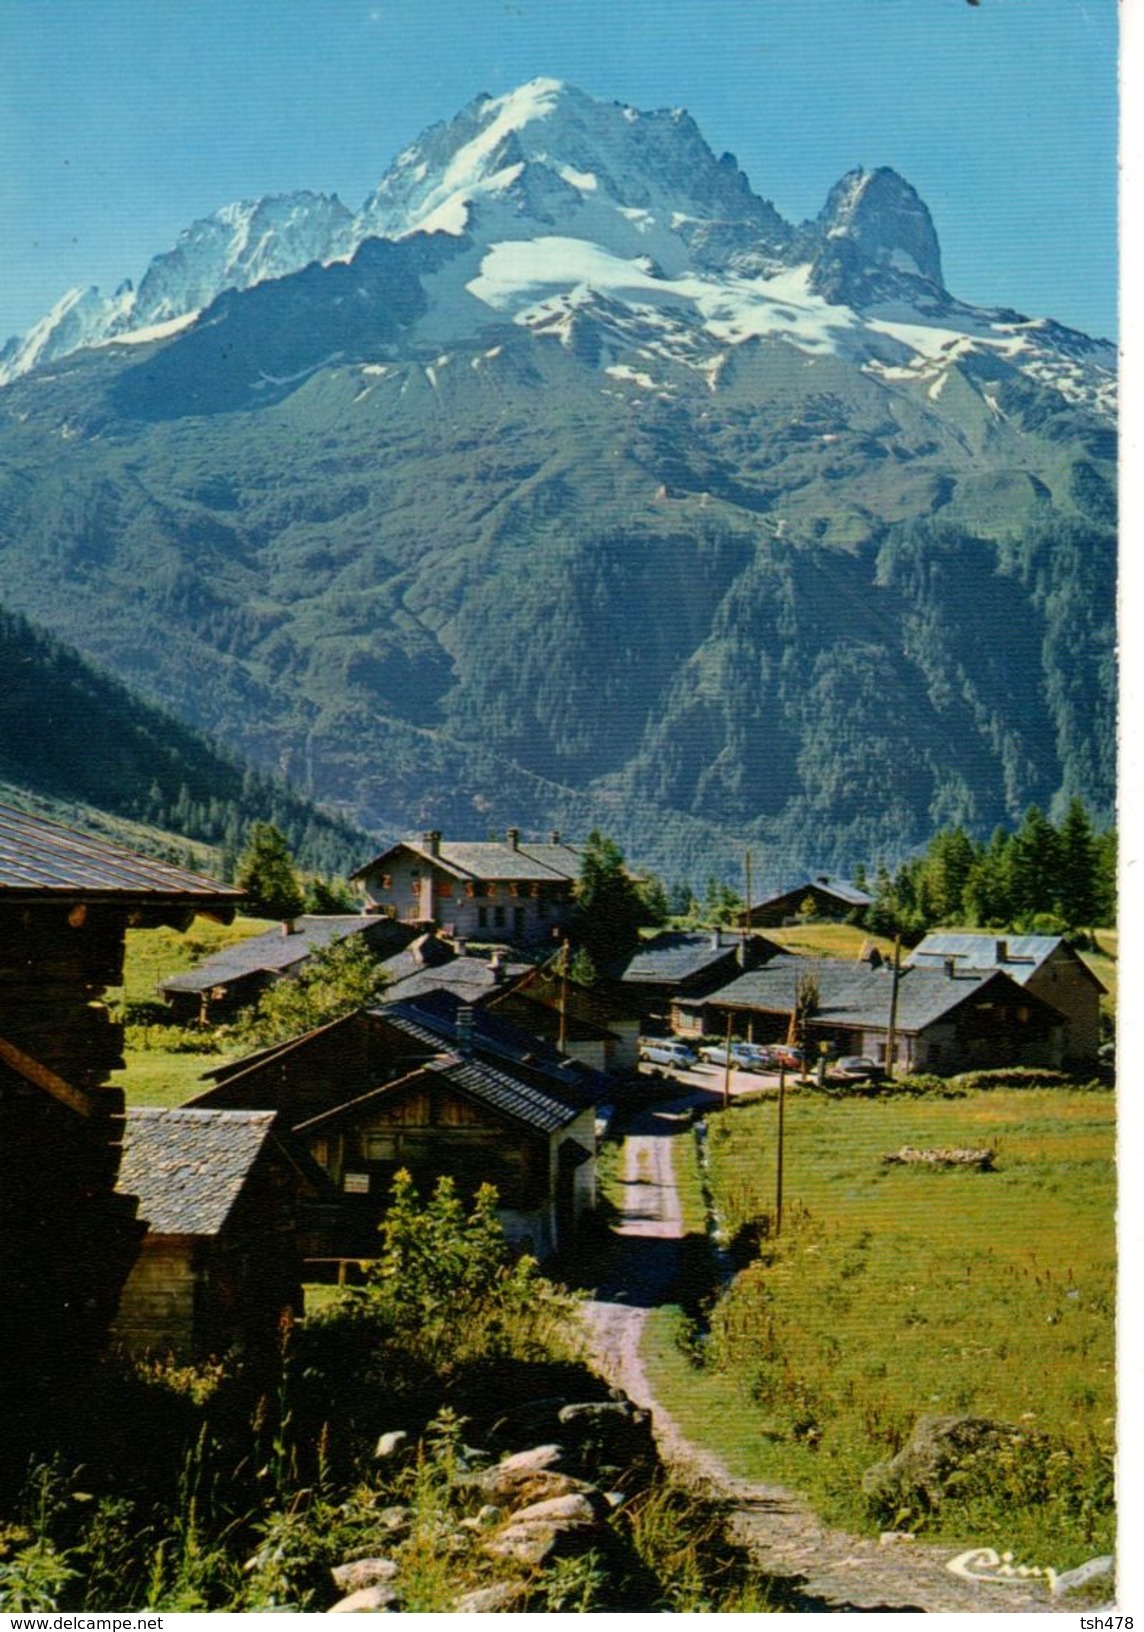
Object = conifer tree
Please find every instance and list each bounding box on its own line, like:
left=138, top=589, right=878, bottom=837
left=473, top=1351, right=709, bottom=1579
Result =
left=235, top=822, right=305, bottom=921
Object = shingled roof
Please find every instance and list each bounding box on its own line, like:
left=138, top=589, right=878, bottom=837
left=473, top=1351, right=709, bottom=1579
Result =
left=381, top=952, right=531, bottom=1005
left=700, top=955, right=1054, bottom=1034
left=117, top=1108, right=277, bottom=1236
left=384, top=992, right=601, bottom=1104
left=297, top=1048, right=583, bottom=1139
left=0, top=803, right=242, bottom=908
left=353, top=835, right=581, bottom=885
left=160, top=915, right=419, bottom=996
left=907, top=933, right=1106, bottom=991
left=616, top=931, right=745, bottom=987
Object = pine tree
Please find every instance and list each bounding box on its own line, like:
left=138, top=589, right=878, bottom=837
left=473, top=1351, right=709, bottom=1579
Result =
left=235, top=822, right=305, bottom=921
left=1006, top=805, right=1061, bottom=923
left=574, top=830, right=649, bottom=967
left=1054, top=798, right=1098, bottom=927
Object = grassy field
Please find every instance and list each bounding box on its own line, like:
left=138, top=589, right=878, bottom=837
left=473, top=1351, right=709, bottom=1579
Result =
left=111, top=915, right=273, bottom=1105
left=642, top=1084, right=1116, bottom=1567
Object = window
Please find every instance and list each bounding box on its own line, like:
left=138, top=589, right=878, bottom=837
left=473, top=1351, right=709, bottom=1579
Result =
left=478, top=907, right=488, bottom=928
left=494, top=906, right=506, bottom=928
left=438, top=879, right=454, bottom=898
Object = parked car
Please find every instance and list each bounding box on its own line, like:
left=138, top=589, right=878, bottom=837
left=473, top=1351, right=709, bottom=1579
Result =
left=769, top=1044, right=808, bottom=1071
left=826, top=1055, right=886, bottom=1084
left=639, top=1038, right=699, bottom=1069
left=698, top=1040, right=768, bottom=1072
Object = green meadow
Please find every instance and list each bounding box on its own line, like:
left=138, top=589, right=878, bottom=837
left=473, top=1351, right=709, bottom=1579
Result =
left=643, top=1085, right=1116, bottom=1568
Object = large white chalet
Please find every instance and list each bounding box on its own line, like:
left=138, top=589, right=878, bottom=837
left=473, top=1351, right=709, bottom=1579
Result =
left=352, top=829, right=581, bottom=946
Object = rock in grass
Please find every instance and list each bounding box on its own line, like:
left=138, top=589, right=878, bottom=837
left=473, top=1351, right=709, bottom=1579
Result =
left=454, top=1581, right=529, bottom=1613
left=480, top=1464, right=598, bottom=1508
left=504, top=1492, right=602, bottom=1528
left=487, top=1443, right=564, bottom=1477
left=863, top=1415, right=1039, bottom=1513
left=331, top=1558, right=398, bottom=1592
left=373, top=1429, right=408, bottom=1459
left=327, top=1583, right=400, bottom=1612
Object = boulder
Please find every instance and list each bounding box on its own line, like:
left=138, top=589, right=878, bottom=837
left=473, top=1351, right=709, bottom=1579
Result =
left=480, top=1464, right=597, bottom=1508
left=504, top=1492, right=602, bottom=1528
left=454, top=1581, right=530, bottom=1613
left=485, top=1444, right=565, bottom=1479
left=373, top=1430, right=408, bottom=1460
left=863, top=1414, right=1036, bottom=1514
left=556, top=1399, right=655, bottom=1467
left=330, top=1559, right=398, bottom=1592
left=327, top=1583, right=400, bottom=1612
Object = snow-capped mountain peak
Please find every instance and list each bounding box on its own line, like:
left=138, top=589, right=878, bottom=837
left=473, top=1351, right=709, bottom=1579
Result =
left=353, top=77, right=783, bottom=249
left=0, top=79, right=1115, bottom=420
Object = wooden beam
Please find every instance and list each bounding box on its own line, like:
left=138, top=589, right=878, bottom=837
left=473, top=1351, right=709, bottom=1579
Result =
left=0, top=1033, right=96, bottom=1118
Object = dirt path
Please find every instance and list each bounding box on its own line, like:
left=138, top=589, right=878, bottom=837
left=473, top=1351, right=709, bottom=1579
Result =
left=580, top=1096, right=1075, bottom=1614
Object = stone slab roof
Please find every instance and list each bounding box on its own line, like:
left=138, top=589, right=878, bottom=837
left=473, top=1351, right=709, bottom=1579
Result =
left=385, top=992, right=601, bottom=1105
left=700, top=955, right=1050, bottom=1035
left=0, top=803, right=242, bottom=905
left=160, top=915, right=414, bottom=995
left=354, top=837, right=581, bottom=885
left=381, top=953, right=531, bottom=1005
left=617, top=932, right=741, bottom=986
left=908, top=933, right=1104, bottom=991
left=117, top=1108, right=276, bottom=1236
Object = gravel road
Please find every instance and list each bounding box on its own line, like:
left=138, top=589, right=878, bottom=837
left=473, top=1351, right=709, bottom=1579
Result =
left=580, top=1093, right=1081, bottom=1614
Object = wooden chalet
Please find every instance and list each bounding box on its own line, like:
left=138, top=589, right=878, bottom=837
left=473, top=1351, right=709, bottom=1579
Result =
left=678, top=954, right=1067, bottom=1074
left=608, top=929, right=780, bottom=1026
left=906, top=933, right=1104, bottom=1064
left=112, top=1109, right=328, bottom=1360
left=351, top=828, right=581, bottom=946
left=735, top=875, right=874, bottom=928
left=187, top=998, right=599, bottom=1262
left=159, top=913, right=437, bottom=1023
left=0, top=804, right=241, bottom=1440
left=486, top=959, right=641, bottom=1072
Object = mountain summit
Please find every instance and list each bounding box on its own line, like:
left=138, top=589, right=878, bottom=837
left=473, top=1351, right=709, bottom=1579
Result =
left=0, top=81, right=1116, bottom=879
left=0, top=79, right=1114, bottom=419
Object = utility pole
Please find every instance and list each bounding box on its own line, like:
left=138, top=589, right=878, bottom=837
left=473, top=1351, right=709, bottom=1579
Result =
left=775, top=1062, right=786, bottom=1236
left=722, top=1011, right=733, bottom=1111
left=557, top=938, right=570, bottom=1055
left=885, top=934, right=901, bottom=1079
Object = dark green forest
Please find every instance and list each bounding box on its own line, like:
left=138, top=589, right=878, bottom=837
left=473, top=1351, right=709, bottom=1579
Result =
left=0, top=605, right=370, bottom=876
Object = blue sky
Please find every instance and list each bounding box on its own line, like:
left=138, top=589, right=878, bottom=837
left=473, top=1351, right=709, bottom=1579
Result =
left=0, top=0, right=1119, bottom=344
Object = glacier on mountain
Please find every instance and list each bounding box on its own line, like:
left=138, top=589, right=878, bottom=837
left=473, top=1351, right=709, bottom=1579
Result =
left=0, top=78, right=1115, bottom=419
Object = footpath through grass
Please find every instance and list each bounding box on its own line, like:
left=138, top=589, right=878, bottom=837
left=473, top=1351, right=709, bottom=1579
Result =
left=642, top=1084, right=1115, bottom=1569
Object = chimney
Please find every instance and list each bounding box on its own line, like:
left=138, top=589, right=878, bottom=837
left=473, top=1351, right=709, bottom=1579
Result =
left=995, top=939, right=1008, bottom=964
left=549, top=829, right=561, bottom=844
left=457, top=1005, right=474, bottom=1056
left=453, top=935, right=467, bottom=957
left=489, top=950, right=505, bottom=985
left=506, top=826, right=520, bottom=850
left=422, top=830, right=441, bottom=856
left=710, top=927, right=722, bottom=950
left=944, top=957, right=956, bottom=979
left=281, top=918, right=299, bottom=936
